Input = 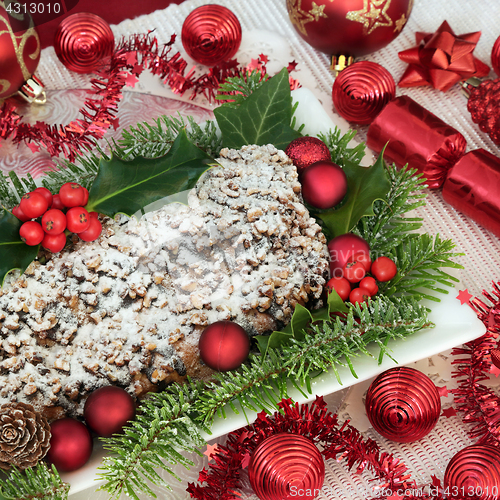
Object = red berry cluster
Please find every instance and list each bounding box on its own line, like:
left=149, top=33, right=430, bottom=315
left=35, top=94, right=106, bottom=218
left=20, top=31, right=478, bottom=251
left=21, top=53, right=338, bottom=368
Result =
left=13, top=183, right=102, bottom=253
left=326, top=253, right=397, bottom=305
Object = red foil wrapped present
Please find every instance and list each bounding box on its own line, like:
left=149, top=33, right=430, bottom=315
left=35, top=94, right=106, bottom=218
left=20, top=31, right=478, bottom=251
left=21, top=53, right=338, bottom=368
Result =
left=442, top=149, right=500, bottom=238
left=366, top=96, right=467, bottom=189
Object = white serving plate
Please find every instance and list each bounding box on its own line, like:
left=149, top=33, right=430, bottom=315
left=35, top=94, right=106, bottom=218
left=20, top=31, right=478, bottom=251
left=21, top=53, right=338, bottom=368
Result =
left=66, top=285, right=485, bottom=495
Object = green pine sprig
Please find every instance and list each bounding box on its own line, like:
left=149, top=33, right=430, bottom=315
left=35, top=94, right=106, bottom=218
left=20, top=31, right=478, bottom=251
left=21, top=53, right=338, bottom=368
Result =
left=0, top=463, right=69, bottom=500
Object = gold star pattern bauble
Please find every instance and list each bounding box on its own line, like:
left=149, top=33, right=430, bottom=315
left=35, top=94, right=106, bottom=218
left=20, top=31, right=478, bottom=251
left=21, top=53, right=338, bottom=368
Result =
left=286, top=0, right=413, bottom=58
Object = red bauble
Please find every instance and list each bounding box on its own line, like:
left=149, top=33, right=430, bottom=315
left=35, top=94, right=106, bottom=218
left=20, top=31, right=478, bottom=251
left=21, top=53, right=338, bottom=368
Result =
left=332, top=61, right=395, bottom=125
left=84, top=386, right=136, bottom=437
left=284, top=137, right=331, bottom=174
left=54, top=13, right=114, bottom=74
left=365, top=367, right=441, bottom=443
left=0, top=5, right=40, bottom=98
left=493, top=36, right=500, bottom=78
left=181, top=5, right=242, bottom=66
left=444, top=445, right=500, bottom=500
left=300, top=161, right=347, bottom=209
left=198, top=321, right=250, bottom=372
left=327, top=233, right=370, bottom=277
left=249, top=433, right=325, bottom=500
left=46, top=418, right=93, bottom=472
left=286, top=0, right=412, bottom=57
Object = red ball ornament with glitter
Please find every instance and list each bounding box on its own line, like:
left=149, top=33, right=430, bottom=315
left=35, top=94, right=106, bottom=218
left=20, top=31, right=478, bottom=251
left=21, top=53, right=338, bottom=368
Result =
left=84, top=386, right=136, bottom=437
left=181, top=5, right=242, bottom=66
left=46, top=418, right=93, bottom=472
left=444, top=445, right=500, bottom=500
left=0, top=5, right=41, bottom=98
left=365, top=367, right=441, bottom=443
left=285, top=137, right=331, bottom=174
left=332, top=61, right=395, bottom=124
left=249, top=433, right=325, bottom=500
left=54, top=13, right=114, bottom=74
left=286, top=0, right=412, bottom=58
left=300, top=161, right=347, bottom=209
left=199, top=321, right=250, bottom=372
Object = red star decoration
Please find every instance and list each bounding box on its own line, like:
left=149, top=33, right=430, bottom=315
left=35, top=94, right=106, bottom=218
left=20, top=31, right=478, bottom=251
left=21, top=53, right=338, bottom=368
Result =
left=442, top=407, right=457, bottom=418
left=26, top=142, right=41, bottom=153
left=457, top=289, right=473, bottom=305
left=431, top=475, right=441, bottom=488
left=240, top=452, right=251, bottom=469
left=203, top=443, right=219, bottom=460
left=259, top=54, right=269, bottom=64
left=125, top=51, right=137, bottom=66
left=287, top=60, right=298, bottom=72
left=132, top=64, right=144, bottom=75
left=490, top=364, right=500, bottom=378
left=112, top=118, right=120, bottom=130
left=125, top=72, right=139, bottom=88
left=437, top=386, right=449, bottom=398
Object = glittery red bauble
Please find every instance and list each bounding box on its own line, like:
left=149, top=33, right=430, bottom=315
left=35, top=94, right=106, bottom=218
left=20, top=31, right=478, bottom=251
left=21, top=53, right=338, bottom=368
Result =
left=199, top=321, right=250, bottom=372
left=286, top=0, right=412, bottom=57
left=285, top=137, right=331, bottom=174
left=444, top=445, right=500, bottom=500
left=249, top=433, right=325, bottom=500
left=300, top=161, right=347, bottom=209
left=54, top=13, right=114, bottom=74
left=492, top=36, right=500, bottom=77
left=365, top=367, right=441, bottom=443
left=181, top=5, right=242, bottom=66
left=332, top=61, right=395, bottom=125
left=46, top=418, right=93, bottom=472
left=0, top=5, right=40, bottom=98
left=327, top=233, right=370, bottom=277
left=84, top=386, right=136, bottom=437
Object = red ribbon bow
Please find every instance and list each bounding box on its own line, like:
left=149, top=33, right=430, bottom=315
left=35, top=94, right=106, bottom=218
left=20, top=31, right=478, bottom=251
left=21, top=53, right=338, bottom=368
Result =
left=398, top=20, right=490, bottom=92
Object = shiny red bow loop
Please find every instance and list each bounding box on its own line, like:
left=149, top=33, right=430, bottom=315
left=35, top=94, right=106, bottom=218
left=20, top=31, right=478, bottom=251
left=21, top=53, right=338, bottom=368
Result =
left=398, top=20, right=490, bottom=92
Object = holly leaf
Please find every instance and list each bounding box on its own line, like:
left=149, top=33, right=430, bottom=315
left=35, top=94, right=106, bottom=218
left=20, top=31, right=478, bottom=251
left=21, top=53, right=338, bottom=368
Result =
left=214, top=67, right=301, bottom=150
left=317, top=153, right=391, bottom=240
left=0, top=209, right=39, bottom=286
left=86, top=129, right=215, bottom=217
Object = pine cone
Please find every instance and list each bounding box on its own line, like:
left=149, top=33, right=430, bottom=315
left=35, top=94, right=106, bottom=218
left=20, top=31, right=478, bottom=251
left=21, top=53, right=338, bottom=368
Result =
left=0, top=402, right=51, bottom=470
left=467, top=78, right=500, bottom=145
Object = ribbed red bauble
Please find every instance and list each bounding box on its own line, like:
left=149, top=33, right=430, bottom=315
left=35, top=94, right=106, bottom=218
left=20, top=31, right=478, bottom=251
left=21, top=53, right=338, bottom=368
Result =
left=0, top=4, right=41, bottom=98
left=327, top=233, right=370, bottom=277
left=249, top=433, right=325, bottom=500
left=365, top=367, right=441, bottom=443
left=199, top=321, right=250, bottom=372
left=46, top=418, right=93, bottom=472
left=300, top=161, right=347, bottom=209
left=181, top=5, right=242, bottom=66
left=84, top=386, right=136, bottom=437
left=286, top=0, right=412, bottom=58
left=284, top=137, right=331, bottom=174
left=444, top=445, right=500, bottom=500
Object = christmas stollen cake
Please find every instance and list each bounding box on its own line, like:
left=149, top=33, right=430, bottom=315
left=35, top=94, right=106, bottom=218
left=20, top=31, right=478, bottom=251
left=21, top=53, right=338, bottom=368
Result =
left=0, top=144, right=329, bottom=420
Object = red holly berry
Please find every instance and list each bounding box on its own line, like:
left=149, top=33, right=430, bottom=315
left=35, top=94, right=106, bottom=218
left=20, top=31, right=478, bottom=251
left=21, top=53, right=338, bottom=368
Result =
left=78, top=217, right=102, bottom=242
left=41, top=209, right=66, bottom=235
left=66, top=207, right=90, bottom=233
left=58, top=182, right=86, bottom=208
left=371, top=256, right=398, bottom=282
left=19, top=192, right=49, bottom=219
left=41, top=232, right=67, bottom=253
left=343, top=260, right=366, bottom=283
left=33, top=187, right=53, bottom=207
left=349, top=251, right=371, bottom=273
left=349, top=287, right=371, bottom=305
left=359, top=276, right=378, bottom=296
left=12, top=205, right=30, bottom=222
left=19, top=221, right=44, bottom=246
left=326, top=276, right=351, bottom=301
left=82, top=187, right=89, bottom=206
left=50, top=194, right=65, bottom=210
left=89, top=211, right=99, bottom=219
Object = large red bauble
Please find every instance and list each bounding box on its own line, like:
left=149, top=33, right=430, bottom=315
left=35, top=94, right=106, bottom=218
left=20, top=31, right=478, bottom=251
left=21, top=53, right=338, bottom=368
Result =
left=249, top=433, right=325, bottom=500
left=284, top=137, right=331, bottom=174
left=444, top=445, right=500, bottom=500
left=0, top=5, right=40, bottom=98
left=327, top=233, right=370, bottom=277
left=46, top=418, right=93, bottom=472
left=198, top=321, right=250, bottom=372
left=286, top=0, right=412, bottom=57
left=300, top=161, right=347, bottom=209
left=181, top=5, right=242, bottom=66
left=84, top=386, right=136, bottom=437
left=365, top=367, right=441, bottom=443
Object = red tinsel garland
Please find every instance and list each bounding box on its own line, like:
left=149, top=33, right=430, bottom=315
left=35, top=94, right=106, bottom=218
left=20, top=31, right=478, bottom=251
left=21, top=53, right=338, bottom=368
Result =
left=0, top=32, right=299, bottom=162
